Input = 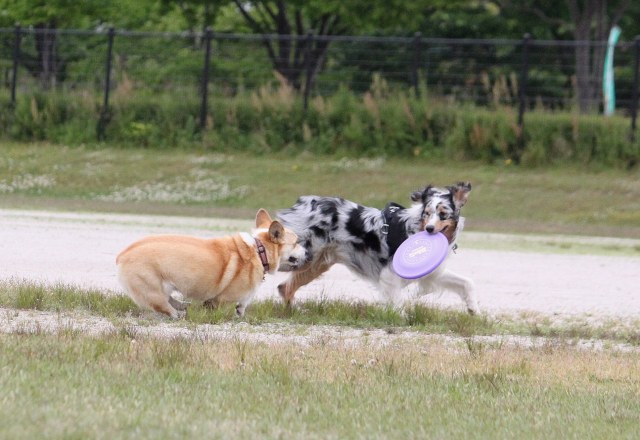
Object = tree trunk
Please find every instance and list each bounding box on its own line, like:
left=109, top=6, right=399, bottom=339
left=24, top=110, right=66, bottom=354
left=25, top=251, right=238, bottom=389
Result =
left=590, top=6, right=608, bottom=114
left=568, top=0, right=628, bottom=114
left=574, top=38, right=594, bottom=113
left=233, top=0, right=339, bottom=93
left=35, top=24, right=58, bottom=89
left=571, top=2, right=597, bottom=113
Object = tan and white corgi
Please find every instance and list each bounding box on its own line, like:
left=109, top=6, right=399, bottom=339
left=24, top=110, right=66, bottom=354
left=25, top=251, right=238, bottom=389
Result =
left=116, top=209, right=305, bottom=318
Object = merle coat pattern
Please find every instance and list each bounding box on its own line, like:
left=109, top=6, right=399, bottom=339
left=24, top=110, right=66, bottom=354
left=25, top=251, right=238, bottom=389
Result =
left=276, top=182, right=479, bottom=314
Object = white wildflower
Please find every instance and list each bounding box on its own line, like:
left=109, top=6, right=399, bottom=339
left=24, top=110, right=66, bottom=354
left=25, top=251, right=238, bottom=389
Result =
left=188, top=154, right=231, bottom=165
left=96, top=175, right=248, bottom=204
left=0, top=174, right=56, bottom=193
left=330, top=157, right=385, bottom=171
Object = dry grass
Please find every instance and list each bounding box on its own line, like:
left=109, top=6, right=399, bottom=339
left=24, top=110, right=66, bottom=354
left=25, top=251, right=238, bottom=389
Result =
left=111, top=333, right=640, bottom=389
left=0, top=330, right=638, bottom=439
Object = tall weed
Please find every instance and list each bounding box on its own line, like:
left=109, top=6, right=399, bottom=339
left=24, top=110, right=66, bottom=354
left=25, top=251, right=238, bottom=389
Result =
left=1, top=84, right=638, bottom=166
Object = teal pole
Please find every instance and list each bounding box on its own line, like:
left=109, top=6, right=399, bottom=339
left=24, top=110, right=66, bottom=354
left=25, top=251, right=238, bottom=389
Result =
left=603, top=26, right=622, bottom=116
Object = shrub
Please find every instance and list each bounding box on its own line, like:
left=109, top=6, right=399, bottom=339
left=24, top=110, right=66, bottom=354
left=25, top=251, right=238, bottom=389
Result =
left=1, top=86, right=638, bottom=167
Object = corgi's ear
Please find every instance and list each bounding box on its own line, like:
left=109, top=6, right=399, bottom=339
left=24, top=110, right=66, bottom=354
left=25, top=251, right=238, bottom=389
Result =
left=255, top=208, right=272, bottom=228
left=268, top=221, right=285, bottom=244
left=448, top=182, right=472, bottom=211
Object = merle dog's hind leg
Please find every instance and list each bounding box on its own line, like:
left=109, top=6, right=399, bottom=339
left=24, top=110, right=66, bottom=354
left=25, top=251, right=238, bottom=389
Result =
left=278, top=259, right=332, bottom=304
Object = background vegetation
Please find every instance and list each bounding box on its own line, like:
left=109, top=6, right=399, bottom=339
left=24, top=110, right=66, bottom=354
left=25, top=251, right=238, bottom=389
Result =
left=2, top=1, right=640, bottom=166
left=1, top=86, right=639, bottom=167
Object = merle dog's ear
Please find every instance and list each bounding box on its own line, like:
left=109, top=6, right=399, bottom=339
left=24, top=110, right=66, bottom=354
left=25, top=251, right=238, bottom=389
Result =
left=410, top=185, right=432, bottom=203
left=448, top=182, right=472, bottom=211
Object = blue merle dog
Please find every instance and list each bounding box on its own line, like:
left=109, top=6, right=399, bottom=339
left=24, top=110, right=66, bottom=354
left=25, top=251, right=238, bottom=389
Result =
left=276, top=182, right=478, bottom=314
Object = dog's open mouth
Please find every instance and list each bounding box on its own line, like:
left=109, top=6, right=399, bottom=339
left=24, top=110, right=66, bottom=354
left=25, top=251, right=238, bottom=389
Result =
left=423, top=224, right=457, bottom=244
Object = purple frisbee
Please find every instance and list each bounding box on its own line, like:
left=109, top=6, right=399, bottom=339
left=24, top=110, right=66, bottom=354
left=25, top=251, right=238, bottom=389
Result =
left=392, top=231, right=449, bottom=279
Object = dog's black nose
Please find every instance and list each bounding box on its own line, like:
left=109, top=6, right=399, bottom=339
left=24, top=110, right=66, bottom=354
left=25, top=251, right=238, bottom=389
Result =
left=425, top=225, right=435, bottom=233
left=288, top=256, right=298, bottom=263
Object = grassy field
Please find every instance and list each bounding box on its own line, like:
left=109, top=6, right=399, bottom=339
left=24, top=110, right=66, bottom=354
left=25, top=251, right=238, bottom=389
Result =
left=1, top=280, right=639, bottom=438
left=1, top=329, right=639, bottom=439
left=1, top=142, right=639, bottom=237
left=2, top=141, right=640, bottom=438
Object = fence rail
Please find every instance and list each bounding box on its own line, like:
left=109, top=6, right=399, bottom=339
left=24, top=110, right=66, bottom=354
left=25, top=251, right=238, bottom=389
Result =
left=1, top=26, right=640, bottom=145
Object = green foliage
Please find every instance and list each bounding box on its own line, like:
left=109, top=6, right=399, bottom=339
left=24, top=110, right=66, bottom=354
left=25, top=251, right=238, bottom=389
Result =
left=1, top=85, right=638, bottom=167
left=14, top=283, right=46, bottom=310
left=0, top=0, right=160, bottom=28
left=524, top=112, right=639, bottom=166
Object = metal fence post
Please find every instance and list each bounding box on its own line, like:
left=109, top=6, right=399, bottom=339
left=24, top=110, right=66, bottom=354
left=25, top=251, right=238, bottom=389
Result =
left=97, top=27, right=115, bottom=140
left=200, top=27, right=213, bottom=130
left=412, top=32, right=422, bottom=97
left=303, top=31, right=314, bottom=113
left=10, top=23, right=21, bottom=108
left=515, top=33, right=531, bottom=164
left=629, top=36, right=640, bottom=144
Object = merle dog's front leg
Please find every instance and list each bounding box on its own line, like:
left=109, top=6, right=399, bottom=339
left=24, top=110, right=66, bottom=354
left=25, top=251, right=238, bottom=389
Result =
left=378, top=267, right=407, bottom=309
left=437, top=269, right=478, bottom=315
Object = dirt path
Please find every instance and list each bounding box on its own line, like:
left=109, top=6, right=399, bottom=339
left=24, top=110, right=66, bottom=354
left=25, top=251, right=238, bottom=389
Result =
left=1, top=209, right=639, bottom=322
left=4, top=306, right=638, bottom=353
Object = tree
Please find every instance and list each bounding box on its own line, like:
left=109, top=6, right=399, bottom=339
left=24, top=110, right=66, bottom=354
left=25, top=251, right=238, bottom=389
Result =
left=498, top=0, right=632, bottom=113
left=158, top=0, right=225, bottom=34
left=159, top=0, right=468, bottom=91
left=0, top=0, right=158, bottom=87
left=229, top=0, right=469, bottom=91
left=567, top=0, right=630, bottom=113
left=0, top=0, right=98, bottom=87
left=230, top=0, right=345, bottom=90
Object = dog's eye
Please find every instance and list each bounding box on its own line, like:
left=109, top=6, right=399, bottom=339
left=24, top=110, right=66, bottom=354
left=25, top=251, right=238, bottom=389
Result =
left=439, top=213, right=447, bottom=220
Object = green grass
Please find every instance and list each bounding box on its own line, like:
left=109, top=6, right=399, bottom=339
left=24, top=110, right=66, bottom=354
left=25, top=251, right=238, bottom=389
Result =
left=0, top=330, right=639, bottom=439
left=187, top=297, right=496, bottom=338
left=2, top=280, right=639, bottom=345
left=1, top=280, right=141, bottom=318
left=1, top=142, right=640, bottom=238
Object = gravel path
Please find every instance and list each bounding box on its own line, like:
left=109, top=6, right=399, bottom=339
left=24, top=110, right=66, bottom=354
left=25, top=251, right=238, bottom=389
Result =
left=1, top=209, right=639, bottom=323
left=3, top=306, right=637, bottom=353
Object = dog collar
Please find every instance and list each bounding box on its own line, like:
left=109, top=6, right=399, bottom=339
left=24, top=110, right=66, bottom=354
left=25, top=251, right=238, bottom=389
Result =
left=254, top=238, right=269, bottom=277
